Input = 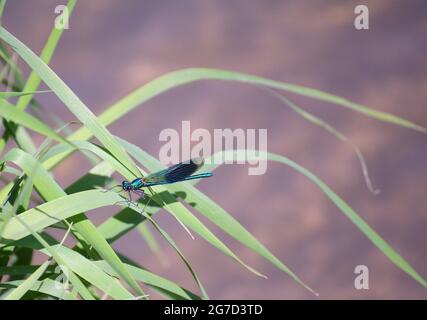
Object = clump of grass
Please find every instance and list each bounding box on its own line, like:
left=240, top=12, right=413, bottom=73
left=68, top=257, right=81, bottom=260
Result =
left=0, top=0, right=425, bottom=300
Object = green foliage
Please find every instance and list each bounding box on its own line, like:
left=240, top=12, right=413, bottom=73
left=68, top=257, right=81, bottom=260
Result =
left=0, top=2, right=425, bottom=300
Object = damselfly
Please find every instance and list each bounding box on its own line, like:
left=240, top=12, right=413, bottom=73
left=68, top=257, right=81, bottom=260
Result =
left=111, top=157, right=213, bottom=203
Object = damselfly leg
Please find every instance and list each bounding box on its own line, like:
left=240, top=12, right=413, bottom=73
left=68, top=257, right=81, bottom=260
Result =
left=113, top=188, right=149, bottom=211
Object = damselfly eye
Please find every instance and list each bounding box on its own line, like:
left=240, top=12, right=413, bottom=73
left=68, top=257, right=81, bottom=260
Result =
left=122, top=181, right=131, bottom=191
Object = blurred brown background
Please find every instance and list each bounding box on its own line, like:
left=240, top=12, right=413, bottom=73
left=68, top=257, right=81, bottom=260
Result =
left=2, top=0, right=427, bottom=299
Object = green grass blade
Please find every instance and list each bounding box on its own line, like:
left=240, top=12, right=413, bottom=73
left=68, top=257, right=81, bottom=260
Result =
left=98, top=207, right=147, bottom=243
left=7, top=248, right=33, bottom=282
left=0, top=26, right=141, bottom=178
left=0, top=240, right=199, bottom=300
left=0, top=0, right=76, bottom=156
left=0, top=45, right=24, bottom=88
left=0, top=182, right=13, bottom=206
left=136, top=223, right=163, bottom=258
left=0, top=0, right=6, bottom=19
left=15, top=0, right=77, bottom=112
left=4, top=209, right=95, bottom=300
left=0, top=99, right=72, bottom=146
left=4, top=260, right=50, bottom=300
left=0, top=90, right=51, bottom=99
left=0, top=164, right=22, bottom=176
left=223, top=150, right=427, bottom=288
left=41, top=245, right=136, bottom=300
left=65, top=161, right=115, bottom=194
left=269, top=91, right=379, bottom=195
left=0, top=265, right=52, bottom=277
left=1, top=231, right=130, bottom=300
left=3, top=180, right=96, bottom=301
left=2, top=148, right=145, bottom=297
left=1, top=278, right=77, bottom=300
left=95, top=261, right=201, bottom=300
left=133, top=208, right=209, bottom=299
left=4, top=231, right=136, bottom=300
left=0, top=190, right=124, bottom=241
left=76, top=68, right=426, bottom=138
left=0, top=53, right=37, bottom=154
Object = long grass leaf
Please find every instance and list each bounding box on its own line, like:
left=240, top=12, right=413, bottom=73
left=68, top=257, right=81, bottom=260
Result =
left=1, top=278, right=77, bottom=300
left=1, top=148, right=145, bottom=296
left=0, top=99, right=72, bottom=146
left=74, top=68, right=426, bottom=140
left=221, top=150, right=427, bottom=288
left=269, top=91, right=380, bottom=195
left=0, top=26, right=141, bottom=177
left=3, top=261, right=50, bottom=300
left=15, top=0, right=77, bottom=112
left=40, top=245, right=136, bottom=300
left=0, top=0, right=6, bottom=20
left=95, top=261, right=201, bottom=300
left=0, top=0, right=76, bottom=156
left=0, top=90, right=50, bottom=99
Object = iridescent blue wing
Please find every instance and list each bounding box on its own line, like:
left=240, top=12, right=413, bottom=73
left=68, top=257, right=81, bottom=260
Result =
left=143, top=158, right=211, bottom=186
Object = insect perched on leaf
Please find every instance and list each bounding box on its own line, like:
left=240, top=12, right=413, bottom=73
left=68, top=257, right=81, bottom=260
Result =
left=111, top=157, right=213, bottom=203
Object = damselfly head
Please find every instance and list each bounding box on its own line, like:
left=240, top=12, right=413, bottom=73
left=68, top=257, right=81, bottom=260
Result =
left=122, top=180, right=132, bottom=191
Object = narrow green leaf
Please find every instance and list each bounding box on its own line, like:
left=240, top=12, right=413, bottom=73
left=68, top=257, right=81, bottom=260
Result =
left=3, top=179, right=96, bottom=301
left=0, top=0, right=77, bottom=156
left=222, top=150, right=427, bottom=288
left=2, top=148, right=145, bottom=297
left=0, top=26, right=141, bottom=178
left=1, top=190, right=124, bottom=241
left=72, top=68, right=426, bottom=143
left=1, top=278, right=77, bottom=300
left=65, top=161, right=115, bottom=194
left=137, top=223, right=162, bottom=257
left=16, top=0, right=77, bottom=112
left=0, top=90, right=51, bottom=99
left=95, top=261, right=201, bottom=300
left=0, top=0, right=6, bottom=20
left=4, top=260, right=50, bottom=300
left=3, top=211, right=95, bottom=300
left=2, top=232, right=135, bottom=300
left=269, top=91, right=379, bottom=195
left=0, top=99, right=71, bottom=146
left=41, top=245, right=136, bottom=300
left=136, top=209, right=209, bottom=299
